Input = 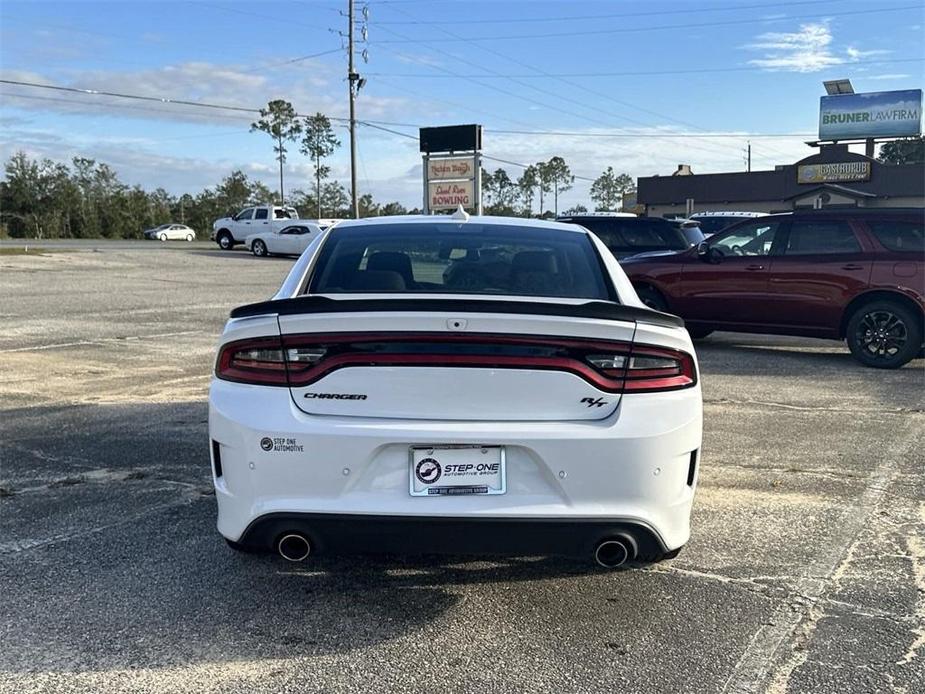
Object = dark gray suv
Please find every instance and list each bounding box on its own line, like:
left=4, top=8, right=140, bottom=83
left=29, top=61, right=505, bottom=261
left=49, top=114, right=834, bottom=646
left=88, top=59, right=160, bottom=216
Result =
left=557, top=214, right=704, bottom=260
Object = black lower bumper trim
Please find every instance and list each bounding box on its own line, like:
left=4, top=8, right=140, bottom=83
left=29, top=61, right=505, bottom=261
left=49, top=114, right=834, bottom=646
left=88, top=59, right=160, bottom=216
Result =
left=234, top=512, right=669, bottom=559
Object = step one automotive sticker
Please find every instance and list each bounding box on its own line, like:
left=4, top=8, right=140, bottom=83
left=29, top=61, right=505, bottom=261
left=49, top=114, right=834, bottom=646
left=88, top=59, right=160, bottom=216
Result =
left=260, top=436, right=304, bottom=453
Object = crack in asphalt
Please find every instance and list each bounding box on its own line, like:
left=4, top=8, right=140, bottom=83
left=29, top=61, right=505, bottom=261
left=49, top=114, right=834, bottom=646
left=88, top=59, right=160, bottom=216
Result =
left=721, top=418, right=918, bottom=694
left=704, top=397, right=924, bottom=415
left=0, top=493, right=208, bottom=556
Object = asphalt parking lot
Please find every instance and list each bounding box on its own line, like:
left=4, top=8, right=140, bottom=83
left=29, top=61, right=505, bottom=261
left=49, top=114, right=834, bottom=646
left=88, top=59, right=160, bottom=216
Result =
left=1, top=241, right=923, bottom=694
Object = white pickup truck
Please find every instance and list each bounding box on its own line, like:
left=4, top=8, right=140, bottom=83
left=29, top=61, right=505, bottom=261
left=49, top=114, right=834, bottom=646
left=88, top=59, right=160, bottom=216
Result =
left=211, top=205, right=300, bottom=250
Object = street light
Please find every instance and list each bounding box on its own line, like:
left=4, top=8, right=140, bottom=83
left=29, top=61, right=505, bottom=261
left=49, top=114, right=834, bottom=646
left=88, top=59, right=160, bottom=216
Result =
left=823, top=79, right=854, bottom=95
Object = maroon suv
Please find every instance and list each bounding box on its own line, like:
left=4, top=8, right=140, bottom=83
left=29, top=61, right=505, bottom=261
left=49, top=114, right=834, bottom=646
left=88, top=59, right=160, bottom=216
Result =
left=620, top=209, right=924, bottom=368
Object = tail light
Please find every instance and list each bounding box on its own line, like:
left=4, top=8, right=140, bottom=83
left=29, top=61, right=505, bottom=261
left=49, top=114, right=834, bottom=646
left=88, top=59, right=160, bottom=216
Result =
left=215, top=333, right=697, bottom=393
left=215, top=337, right=288, bottom=385
left=586, top=345, right=696, bottom=392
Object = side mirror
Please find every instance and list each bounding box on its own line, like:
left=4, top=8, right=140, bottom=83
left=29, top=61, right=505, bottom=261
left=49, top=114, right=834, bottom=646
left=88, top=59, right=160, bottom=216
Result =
left=697, top=242, right=723, bottom=264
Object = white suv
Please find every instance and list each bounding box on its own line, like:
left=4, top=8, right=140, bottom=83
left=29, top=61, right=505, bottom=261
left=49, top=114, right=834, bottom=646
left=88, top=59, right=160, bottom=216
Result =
left=209, top=214, right=702, bottom=568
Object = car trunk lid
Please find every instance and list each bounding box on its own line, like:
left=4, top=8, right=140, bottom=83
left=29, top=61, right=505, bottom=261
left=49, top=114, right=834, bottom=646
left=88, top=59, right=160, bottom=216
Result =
left=275, top=297, right=643, bottom=421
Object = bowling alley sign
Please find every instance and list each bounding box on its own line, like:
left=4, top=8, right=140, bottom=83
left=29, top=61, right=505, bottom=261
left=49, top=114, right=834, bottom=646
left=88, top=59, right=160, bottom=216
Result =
left=419, top=124, right=483, bottom=213
left=425, top=155, right=479, bottom=212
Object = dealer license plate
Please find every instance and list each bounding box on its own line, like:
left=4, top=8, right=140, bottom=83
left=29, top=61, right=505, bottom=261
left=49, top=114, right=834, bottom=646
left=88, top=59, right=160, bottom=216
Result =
left=409, top=445, right=506, bottom=496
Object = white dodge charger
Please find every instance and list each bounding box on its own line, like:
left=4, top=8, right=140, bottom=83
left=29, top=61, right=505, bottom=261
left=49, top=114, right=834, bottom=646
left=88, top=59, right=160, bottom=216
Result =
left=209, top=212, right=702, bottom=568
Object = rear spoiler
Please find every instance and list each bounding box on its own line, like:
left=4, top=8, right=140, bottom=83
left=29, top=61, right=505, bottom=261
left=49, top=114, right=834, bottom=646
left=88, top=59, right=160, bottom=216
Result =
left=229, top=296, right=685, bottom=329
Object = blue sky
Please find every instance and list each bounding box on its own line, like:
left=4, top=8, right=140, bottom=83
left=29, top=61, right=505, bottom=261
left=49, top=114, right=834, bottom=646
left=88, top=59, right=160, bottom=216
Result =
left=1, top=0, right=922, bottom=209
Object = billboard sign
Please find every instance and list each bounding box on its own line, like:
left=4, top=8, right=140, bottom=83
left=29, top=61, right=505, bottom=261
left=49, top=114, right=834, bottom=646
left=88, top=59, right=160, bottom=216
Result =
left=819, top=89, right=922, bottom=140
left=797, top=161, right=871, bottom=184
left=427, top=156, right=476, bottom=181
left=419, top=124, right=482, bottom=153
left=428, top=180, right=475, bottom=211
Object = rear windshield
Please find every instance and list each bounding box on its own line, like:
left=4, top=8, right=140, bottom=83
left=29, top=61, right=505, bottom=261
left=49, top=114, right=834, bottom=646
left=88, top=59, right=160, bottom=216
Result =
left=867, top=220, right=924, bottom=253
left=308, top=223, right=611, bottom=300
left=678, top=224, right=705, bottom=246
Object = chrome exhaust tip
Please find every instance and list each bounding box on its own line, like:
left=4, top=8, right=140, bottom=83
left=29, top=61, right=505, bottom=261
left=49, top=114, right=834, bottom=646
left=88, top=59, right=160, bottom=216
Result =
left=594, top=536, right=637, bottom=569
left=277, top=533, right=311, bottom=562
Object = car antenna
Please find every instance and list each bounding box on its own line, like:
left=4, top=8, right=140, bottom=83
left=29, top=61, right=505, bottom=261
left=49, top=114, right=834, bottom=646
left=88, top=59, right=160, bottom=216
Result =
left=451, top=205, right=470, bottom=223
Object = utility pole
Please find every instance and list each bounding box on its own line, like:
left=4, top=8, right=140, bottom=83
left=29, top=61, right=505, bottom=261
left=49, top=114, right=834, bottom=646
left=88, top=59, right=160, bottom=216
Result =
left=747, top=140, right=752, bottom=173
left=347, top=0, right=359, bottom=219
left=278, top=133, right=285, bottom=205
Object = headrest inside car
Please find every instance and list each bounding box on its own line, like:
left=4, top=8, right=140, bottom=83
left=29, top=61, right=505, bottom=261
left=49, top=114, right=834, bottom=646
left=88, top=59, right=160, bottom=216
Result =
left=350, top=270, right=407, bottom=291
left=512, top=251, right=558, bottom=274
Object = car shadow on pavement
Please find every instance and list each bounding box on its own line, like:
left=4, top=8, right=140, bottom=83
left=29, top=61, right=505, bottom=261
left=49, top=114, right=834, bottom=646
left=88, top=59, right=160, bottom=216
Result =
left=695, top=333, right=924, bottom=376
left=1, top=401, right=632, bottom=674
left=1, top=497, right=629, bottom=673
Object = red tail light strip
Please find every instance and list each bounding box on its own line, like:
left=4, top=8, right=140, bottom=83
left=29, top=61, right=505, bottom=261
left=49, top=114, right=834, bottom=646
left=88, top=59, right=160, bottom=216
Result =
left=215, top=332, right=697, bottom=393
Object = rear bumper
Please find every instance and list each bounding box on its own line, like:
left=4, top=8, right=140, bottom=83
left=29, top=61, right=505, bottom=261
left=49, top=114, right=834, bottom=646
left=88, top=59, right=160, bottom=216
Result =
left=236, top=512, right=670, bottom=559
left=209, top=378, right=703, bottom=554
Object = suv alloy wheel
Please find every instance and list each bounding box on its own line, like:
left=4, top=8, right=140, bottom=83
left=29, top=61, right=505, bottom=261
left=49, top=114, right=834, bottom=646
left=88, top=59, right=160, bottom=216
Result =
left=846, top=300, right=922, bottom=369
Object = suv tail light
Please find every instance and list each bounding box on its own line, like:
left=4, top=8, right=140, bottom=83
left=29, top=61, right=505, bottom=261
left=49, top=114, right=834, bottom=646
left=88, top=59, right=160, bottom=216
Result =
left=215, top=333, right=697, bottom=393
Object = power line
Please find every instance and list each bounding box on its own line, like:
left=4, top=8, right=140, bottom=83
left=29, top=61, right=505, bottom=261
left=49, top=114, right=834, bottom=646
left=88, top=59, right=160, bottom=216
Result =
left=372, top=9, right=752, bottom=160
left=0, top=91, right=253, bottom=124
left=237, top=48, right=345, bottom=74
left=371, top=26, right=746, bottom=160
left=372, top=17, right=674, bottom=134
left=481, top=155, right=597, bottom=183
left=489, top=128, right=817, bottom=139
left=370, top=74, right=550, bottom=130
left=374, top=0, right=850, bottom=25
left=372, top=40, right=625, bottom=131
left=0, top=79, right=349, bottom=122
left=365, top=57, right=925, bottom=80
left=353, top=121, right=735, bottom=184
left=1, top=80, right=820, bottom=142
left=373, top=5, right=921, bottom=42
left=378, top=2, right=813, bottom=162
left=0, top=79, right=265, bottom=115
left=191, top=1, right=333, bottom=34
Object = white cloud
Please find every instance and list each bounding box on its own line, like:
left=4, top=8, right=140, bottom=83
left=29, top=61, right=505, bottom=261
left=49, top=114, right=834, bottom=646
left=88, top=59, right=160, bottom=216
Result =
left=866, top=74, right=912, bottom=81
left=743, top=22, right=889, bottom=73
left=0, top=66, right=818, bottom=211
left=845, top=46, right=890, bottom=60
left=0, top=63, right=408, bottom=125
left=0, top=120, right=820, bottom=211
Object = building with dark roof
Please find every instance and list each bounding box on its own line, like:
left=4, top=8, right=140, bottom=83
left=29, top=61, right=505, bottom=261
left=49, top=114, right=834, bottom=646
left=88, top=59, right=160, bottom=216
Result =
left=637, top=144, right=923, bottom=217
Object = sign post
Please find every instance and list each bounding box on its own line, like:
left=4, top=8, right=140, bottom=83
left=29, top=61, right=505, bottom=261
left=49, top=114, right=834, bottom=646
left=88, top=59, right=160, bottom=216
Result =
left=420, top=125, right=483, bottom=215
